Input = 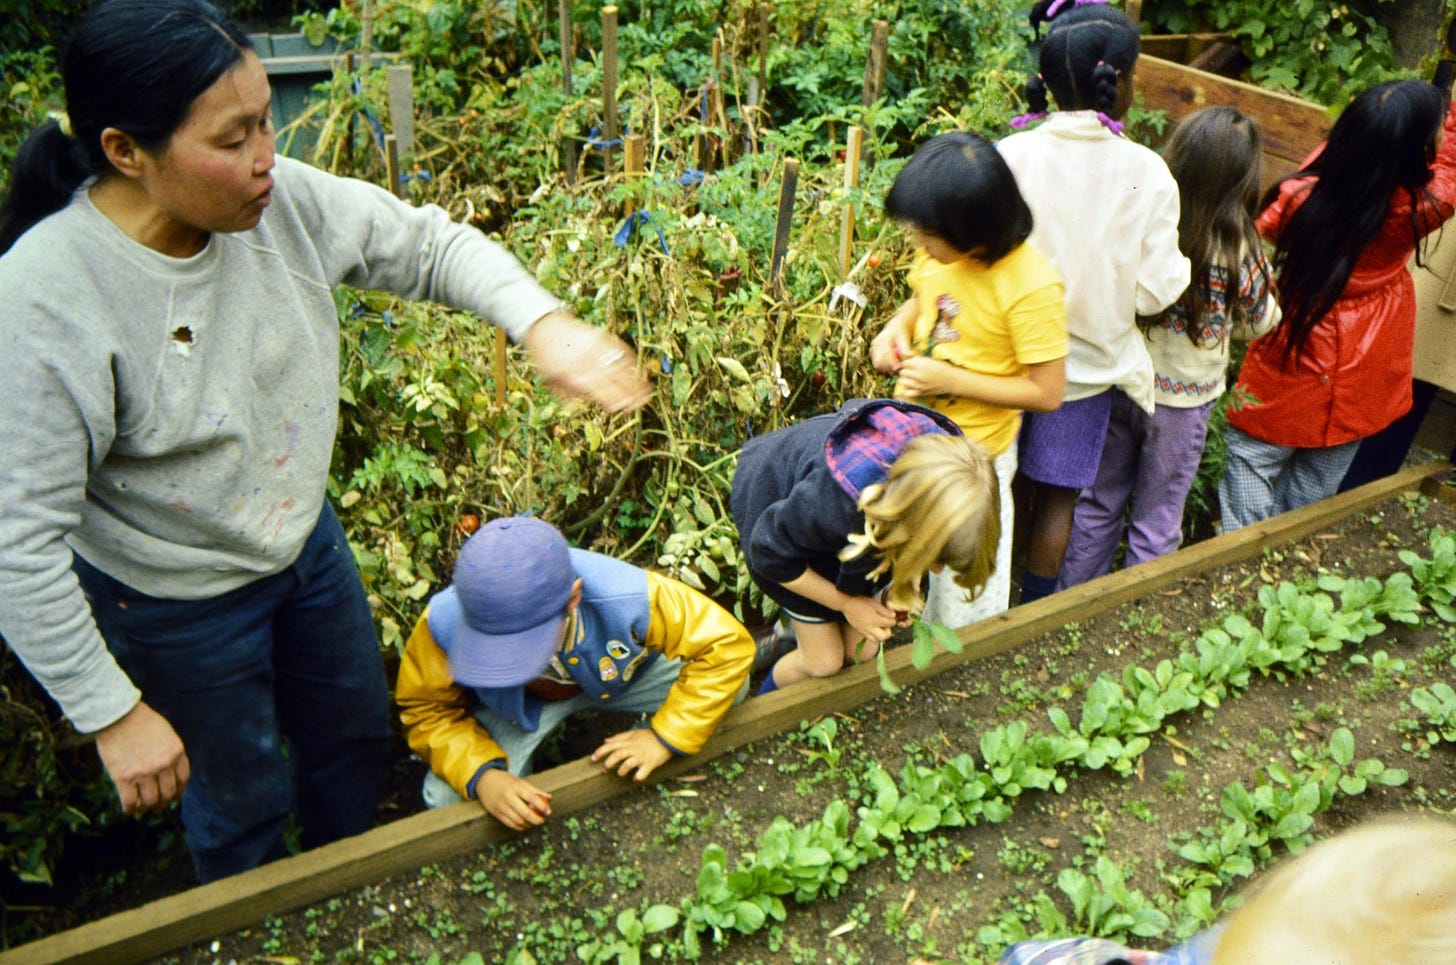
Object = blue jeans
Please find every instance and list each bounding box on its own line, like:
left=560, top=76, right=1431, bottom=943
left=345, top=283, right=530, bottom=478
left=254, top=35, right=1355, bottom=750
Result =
left=73, top=502, right=392, bottom=882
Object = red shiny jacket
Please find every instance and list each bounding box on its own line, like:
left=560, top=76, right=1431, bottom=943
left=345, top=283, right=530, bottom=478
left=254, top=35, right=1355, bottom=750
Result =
left=1229, top=103, right=1456, bottom=448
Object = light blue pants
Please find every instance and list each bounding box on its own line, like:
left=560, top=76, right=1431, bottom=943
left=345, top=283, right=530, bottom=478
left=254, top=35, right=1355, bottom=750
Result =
left=422, top=655, right=745, bottom=807
left=1219, top=427, right=1360, bottom=532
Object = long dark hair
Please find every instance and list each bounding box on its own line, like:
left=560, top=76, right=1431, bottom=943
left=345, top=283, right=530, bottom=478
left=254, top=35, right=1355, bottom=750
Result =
left=0, top=0, right=253, bottom=254
left=1263, top=79, right=1448, bottom=363
left=1024, top=3, right=1140, bottom=118
left=1150, top=107, right=1267, bottom=344
left=885, top=131, right=1034, bottom=264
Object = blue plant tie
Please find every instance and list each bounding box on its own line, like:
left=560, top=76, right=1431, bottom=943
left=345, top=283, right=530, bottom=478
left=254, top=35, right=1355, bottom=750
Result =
left=585, top=124, right=625, bottom=153
left=678, top=169, right=706, bottom=187
left=613, top=210, right=670, bottom=255
left=659, top=353, right=674, bottom=375
left=350, top=74, right=388, bottom=155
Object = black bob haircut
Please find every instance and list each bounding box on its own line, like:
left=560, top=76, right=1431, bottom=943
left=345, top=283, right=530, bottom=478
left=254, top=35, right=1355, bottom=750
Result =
left=885, top=131, right=1034, bottom=264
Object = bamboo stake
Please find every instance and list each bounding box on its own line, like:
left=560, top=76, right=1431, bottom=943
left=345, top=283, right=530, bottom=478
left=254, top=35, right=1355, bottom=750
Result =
left=743, top=3, right=770, bottom=156
left=601, top=5, right=620, bottom=174
left=1124, top=0, right=1142, bottom=29
left=359, top=0, right=374, bottom=58
left=770, top=158, right=800, bottom=286
left=384, top=64, right=414, bottom=159
left=559, top=0, right=578, bottom=184
left=711, top=29, right=729, bottom=169
left=837, top=126, right=863, bottom=279
left=342, top=51, right=357, bottom=174
left=861, top=19, right=889, bottom=108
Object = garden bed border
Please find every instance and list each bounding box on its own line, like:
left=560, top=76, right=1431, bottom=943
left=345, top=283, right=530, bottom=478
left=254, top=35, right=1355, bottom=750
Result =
left=2, top=463, right=1444, bottom=965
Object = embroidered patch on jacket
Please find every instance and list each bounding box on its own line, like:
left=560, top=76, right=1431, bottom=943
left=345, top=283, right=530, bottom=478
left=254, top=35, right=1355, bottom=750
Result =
left=598, top=656, right=619, bottom=682
left=606, top=639, right=630, bottom=660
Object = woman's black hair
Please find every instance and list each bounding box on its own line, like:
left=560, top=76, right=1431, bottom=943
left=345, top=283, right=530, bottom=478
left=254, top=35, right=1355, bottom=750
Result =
left=0, top=0, right=253, bottom=254
left=1024, top=4, right=1140, bottom=117
left=1262, top=79, right=1448, bottom=364
left=885, top=131, right=1033, bottom=264
left=1150, top=106, right=1268, bottom=344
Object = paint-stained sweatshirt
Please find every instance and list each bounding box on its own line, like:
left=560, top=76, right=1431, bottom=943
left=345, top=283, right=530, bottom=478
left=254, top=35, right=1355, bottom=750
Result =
left=0, top=156, right=563, bottom=734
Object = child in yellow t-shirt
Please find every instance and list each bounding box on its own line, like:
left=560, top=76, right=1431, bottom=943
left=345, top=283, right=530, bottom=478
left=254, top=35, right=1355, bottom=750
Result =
left=871, top=131, right=1068, bottom=627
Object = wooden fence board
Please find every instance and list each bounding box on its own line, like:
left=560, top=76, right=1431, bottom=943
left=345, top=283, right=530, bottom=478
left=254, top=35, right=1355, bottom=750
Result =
left=1135, top=55, right=1329, bottom=189
left=3, top=462, right=1441, bottom=965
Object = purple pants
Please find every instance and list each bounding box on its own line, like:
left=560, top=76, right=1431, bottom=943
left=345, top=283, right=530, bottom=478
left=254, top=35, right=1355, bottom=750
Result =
left=1058, top=392, right=1214, bottom=590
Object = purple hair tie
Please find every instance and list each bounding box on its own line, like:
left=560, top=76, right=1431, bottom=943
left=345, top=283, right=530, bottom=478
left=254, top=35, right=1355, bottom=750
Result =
left=1044, top=0, right=1110, bottom=18
left=1010, top=111, right=1048, bottom=129
left=1095, top=111, right=1125, bottom=135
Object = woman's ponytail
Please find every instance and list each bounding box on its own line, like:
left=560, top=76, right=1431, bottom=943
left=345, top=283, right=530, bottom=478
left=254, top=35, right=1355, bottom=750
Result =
left=0, top=120, right=93, bottom=255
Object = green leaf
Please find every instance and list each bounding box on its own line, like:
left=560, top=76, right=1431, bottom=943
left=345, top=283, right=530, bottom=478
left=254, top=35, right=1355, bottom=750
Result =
left=642, top=904, right=681, bottom=933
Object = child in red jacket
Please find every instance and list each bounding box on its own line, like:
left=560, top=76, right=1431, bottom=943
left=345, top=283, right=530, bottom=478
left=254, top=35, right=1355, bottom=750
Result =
left=1221, top=80, right=1456, bottom=529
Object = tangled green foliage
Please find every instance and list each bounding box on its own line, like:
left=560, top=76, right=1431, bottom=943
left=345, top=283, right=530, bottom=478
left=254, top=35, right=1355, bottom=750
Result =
left=1145, top=0, right=1403, bottom=104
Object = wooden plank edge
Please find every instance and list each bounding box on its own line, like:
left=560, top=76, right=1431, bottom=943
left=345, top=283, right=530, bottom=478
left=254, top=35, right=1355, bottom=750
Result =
left=4, top=461, right=1441, bottom=965
left=1134, top=55, right=1329, bottom=163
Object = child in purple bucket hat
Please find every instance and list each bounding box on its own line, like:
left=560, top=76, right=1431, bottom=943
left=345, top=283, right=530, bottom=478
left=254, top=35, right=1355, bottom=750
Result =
left=396, top=516, right=753, bottom=830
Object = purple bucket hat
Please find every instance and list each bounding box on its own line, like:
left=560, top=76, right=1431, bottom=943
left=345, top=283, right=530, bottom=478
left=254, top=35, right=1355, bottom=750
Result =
left=447, top=516, right=577, bottom=687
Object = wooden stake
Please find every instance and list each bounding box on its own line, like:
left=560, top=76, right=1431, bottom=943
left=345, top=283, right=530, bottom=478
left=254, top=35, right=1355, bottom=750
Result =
left=712, top=30, right=730, bottom=168
left=744, top=3, right=771, bottom=155
left=624, top=132, right=646, bottom=177
left=384, top=64, right=415, bottom=159
left=862, top=19, right=889, bottom=108
left=383, top=133, right=405, bottom=199
left=559, top=0, right=578, bottom=184
left=493, top=330, right=508, bottom=407
left=838, top=126, right=863, bottom=279
left=623, top=132, right=646, bottom=216
left=342, top=51, right=357, bottom=173
left=6, top=462, right=1439, bottom=965
left=601, top=5, right=620, bottom=173
left=771, top=158, right=800, bottom=286
left=1124, top=0, right=1143, bottom=29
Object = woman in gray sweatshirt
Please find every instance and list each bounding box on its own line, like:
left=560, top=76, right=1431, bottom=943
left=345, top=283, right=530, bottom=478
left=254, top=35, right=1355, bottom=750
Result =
left=0, top=0, right=648, bottom=882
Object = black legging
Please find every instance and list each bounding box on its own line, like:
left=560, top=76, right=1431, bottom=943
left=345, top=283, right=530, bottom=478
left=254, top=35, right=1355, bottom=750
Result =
left=1338, top=379, right=1446, bottom=492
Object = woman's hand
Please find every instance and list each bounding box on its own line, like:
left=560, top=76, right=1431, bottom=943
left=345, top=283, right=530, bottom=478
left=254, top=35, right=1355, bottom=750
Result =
left=93, top=700, right=190, bottom=815
left=522, top=312, right=652, bottom=413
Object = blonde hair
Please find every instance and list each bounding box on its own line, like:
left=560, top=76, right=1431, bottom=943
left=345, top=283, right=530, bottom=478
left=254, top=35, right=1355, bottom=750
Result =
left=1214, top=815, right=1456, bottom=965
left=839, top=432, right=999, bottom=613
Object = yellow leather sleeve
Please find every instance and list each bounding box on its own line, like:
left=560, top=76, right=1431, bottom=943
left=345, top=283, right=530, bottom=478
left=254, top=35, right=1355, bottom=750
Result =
left=643, top=572, right=754, bottom=755
left=395, top=609, right=507, bottom=800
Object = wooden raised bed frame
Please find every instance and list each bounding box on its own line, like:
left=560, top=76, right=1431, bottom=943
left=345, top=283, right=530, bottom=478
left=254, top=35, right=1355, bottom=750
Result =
left=1, top=50, right=1346, bottom=965
left=4, top=461, right=1444, bottom=965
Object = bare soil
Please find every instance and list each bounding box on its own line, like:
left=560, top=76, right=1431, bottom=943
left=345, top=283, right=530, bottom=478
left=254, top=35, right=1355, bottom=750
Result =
left=18, top=486, right=1456, bottom=965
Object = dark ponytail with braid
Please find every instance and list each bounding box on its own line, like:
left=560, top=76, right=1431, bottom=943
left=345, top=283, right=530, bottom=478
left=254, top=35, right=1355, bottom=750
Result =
left=1024, top=4, right=1140, bottom=118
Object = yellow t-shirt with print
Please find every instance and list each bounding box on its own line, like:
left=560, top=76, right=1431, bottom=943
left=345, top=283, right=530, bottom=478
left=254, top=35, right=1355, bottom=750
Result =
left=905, top=241, right=1068, bottom=455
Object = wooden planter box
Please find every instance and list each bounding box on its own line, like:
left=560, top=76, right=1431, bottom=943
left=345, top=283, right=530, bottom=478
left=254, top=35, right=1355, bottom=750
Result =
left=250, top=32, right=393, bottom=158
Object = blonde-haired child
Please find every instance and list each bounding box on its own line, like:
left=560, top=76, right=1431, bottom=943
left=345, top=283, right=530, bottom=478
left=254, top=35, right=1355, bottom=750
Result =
left=998, top=814, right=1456, bottom=964
left=731, top=399, right=999, bottom=693
left=1215, top=815, right=1456, bottom=963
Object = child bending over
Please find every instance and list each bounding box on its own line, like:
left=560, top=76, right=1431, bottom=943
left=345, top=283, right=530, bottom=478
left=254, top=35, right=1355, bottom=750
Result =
left=732, top=400, right=999, bottom=694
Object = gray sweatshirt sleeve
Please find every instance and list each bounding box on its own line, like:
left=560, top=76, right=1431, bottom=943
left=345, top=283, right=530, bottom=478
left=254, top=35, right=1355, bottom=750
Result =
left=0, top=296, right=141, bottom=734
left=277, top=157, right=564, bottom=342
